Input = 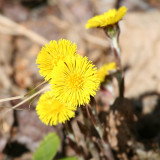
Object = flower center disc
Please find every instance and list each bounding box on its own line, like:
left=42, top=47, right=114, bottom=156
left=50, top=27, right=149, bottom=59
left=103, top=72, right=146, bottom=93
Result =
left=67, top=74, right=83, bottom=90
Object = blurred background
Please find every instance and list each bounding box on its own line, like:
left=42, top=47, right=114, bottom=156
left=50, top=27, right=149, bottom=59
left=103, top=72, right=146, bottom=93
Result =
left=0, top=0, right=160, bottom=159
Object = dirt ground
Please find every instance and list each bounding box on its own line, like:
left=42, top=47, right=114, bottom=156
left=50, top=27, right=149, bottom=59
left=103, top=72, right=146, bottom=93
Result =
left=0, top=0, right=160, bottom=159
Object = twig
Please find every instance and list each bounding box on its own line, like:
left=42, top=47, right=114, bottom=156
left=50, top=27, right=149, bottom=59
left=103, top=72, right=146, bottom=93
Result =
left=0, top=95, right=24, bottom=103
left=0, top=14, right=49, bottom=45
left=5, top=85, right=50, bottom=113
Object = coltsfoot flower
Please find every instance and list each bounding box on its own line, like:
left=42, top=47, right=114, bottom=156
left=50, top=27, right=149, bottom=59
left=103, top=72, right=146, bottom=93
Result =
left=86, top=6, right=127, bottom=29
left=36, top=91, right=76, bottom=126
left=36, top=39, right=77, bottom=81
left=50, top=55, right=100, bottom=107
left=98, top=62, right=116, bottom=83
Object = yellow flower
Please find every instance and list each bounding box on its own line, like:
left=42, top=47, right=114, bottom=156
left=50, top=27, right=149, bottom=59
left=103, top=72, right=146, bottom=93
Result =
left=86, top=6, right=127, bottom=29
left=97, top=62, right=116, bottom=83
left=50, top=55, right=100, bottom=107
left=36, top=39, right=77, bottom=81
left=36, top=91, right=76, bottom=126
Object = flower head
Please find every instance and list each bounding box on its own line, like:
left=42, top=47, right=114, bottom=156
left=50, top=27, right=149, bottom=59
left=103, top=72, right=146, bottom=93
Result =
left=86, top=6, right=127, bottom=29
left=36, top=39, right=77, bottom=81
left=98, top=62, right=116, bottom=83
left=36, top=91, right=76, bottom=126
left=50, top=55, right=100, bottom=107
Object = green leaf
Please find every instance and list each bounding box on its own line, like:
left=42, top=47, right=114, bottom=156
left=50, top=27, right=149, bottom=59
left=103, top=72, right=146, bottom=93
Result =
left=33, top=132, right=60, bottom=160
left=58, top=157, right=78, bottom=160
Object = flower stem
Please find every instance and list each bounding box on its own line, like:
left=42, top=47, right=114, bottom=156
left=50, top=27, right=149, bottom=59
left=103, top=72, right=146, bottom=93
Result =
left=89, top=97, right=114, bottom=160
left=111, top=36, right=121, bottom=70
left=111, top=36, right=125, bottom=97
left=65, top=122, right=86, bottom=160
left=104, top=24, right=124, bottom=97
